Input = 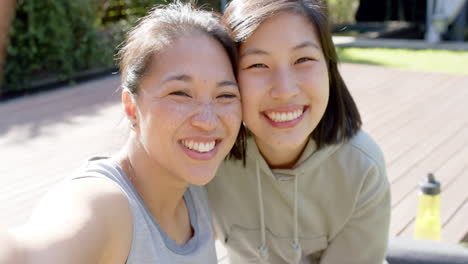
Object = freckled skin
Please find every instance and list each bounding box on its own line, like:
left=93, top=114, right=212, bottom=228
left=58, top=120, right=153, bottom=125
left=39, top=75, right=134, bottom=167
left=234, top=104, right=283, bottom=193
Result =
left=135, top=33, right=242, bottom=185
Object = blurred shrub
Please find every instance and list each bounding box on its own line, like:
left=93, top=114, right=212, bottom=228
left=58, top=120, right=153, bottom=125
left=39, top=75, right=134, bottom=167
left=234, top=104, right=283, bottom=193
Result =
left=326, top=0, right=360, bottom=24
left=97, top=0, right=165, bottom=25
left=1, top=0, right=221, bottom=97
left=2, top=0, right=112, bottom=95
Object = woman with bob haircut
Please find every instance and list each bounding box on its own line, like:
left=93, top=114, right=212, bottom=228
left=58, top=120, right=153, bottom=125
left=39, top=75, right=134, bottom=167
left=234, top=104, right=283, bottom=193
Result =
left=207, top=0, right=391, bottom=263
left=0, top=2, right=244, bottom=263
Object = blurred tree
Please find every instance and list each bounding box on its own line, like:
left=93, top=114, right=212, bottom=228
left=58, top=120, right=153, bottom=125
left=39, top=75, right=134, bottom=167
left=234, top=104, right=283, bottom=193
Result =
left=199, top=0, right=223, bottom=11
left=2, top=0, right=107, bottom=95
left=0, top=0, right=17, bottom=88
left=1, top=0, right=225, bottom=96
left=325, top=0, right=360, bottom=24
left=96, top=0, right=222, bottom=26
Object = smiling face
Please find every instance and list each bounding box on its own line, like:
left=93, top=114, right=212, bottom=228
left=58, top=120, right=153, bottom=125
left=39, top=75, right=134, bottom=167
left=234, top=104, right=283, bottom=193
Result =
left=126, top=32, right=241, bottom=186
left=238, top=12, right=329, bottom=167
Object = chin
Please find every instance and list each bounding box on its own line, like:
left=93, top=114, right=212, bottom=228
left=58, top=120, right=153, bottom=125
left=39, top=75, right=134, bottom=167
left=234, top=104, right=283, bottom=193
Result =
left=183, top=166, right=218, bottom=186
left=270, top=131, right=310, bottom=146
left=186, top=176, right=215, bottom=186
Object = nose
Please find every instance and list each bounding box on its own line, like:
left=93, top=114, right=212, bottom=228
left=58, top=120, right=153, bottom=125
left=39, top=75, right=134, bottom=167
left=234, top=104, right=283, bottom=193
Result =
left=191, top=103, right=218, bottom=132
left=270, top=67, right=300, bottom=100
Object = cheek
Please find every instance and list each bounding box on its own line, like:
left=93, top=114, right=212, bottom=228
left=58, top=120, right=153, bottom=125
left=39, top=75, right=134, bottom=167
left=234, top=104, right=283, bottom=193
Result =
left=144, top=101, right=191, bottom=135
left=239, top=71, right=271, bottom=93
left=218, top=102, right=242, bottom=130
left=239, top=74, right=270, bottom=114
left=155, top=99, right=199, bottom=118
left=299, top=66, right=329, bottom=101
left=240, top=93, right=260, bottom=121
left=316, top=68, right=330, bottom=104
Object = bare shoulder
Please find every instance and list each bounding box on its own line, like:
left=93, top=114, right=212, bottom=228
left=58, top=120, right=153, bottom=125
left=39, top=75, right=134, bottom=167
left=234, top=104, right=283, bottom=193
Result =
left=15, top=177, right=133, bottom=264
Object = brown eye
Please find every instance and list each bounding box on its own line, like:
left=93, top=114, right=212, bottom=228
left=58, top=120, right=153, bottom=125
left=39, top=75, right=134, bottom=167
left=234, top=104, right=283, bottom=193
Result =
left=295, top=57, right=314, bottom=64
left=170, top=91, right=191, bottom=97
left=217, top=93, right=237, bottom=99
left=247, top=63, right=268, bottom=69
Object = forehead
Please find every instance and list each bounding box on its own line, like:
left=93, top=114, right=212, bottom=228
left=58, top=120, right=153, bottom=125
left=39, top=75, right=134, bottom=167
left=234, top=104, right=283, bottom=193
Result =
left=156, top=33, right=226, bottom=64
left=240, top=12, right=321, bottom=52
left=150, top=33, right=232, bottom=76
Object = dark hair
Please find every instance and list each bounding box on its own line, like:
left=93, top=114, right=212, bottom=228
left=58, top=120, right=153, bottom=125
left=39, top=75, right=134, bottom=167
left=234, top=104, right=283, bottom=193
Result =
left=118, top=1, right=245, bottom=160
left=223, top=0, right=361, bottom=149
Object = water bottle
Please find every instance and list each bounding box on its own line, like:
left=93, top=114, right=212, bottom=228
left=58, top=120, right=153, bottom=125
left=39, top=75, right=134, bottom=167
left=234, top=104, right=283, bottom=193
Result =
left=413, top=173, right=441, bottom=240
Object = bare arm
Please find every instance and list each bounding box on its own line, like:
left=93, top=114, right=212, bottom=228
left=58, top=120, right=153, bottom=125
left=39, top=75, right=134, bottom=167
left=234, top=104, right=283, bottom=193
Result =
left=1, top=178, right=132, bottom=264
left=0, top=228, right=24, bottom=263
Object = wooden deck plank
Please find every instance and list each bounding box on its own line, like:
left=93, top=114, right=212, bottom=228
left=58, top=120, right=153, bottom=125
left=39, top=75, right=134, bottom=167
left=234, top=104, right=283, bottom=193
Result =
left=0, top=77, right=121, bottom=173
left=347, top=70, right=450, bottom=122
left=1, top=64, right=467, bottom=246
left=369, top=77, right=468, bottom=170
left=0, top=76, right=123, bottom=227
left=386, top=88, right=468, bottom=203
left=359, top=73, right=453, bottom=130
left=394, top=132, right=468, bottom=240
left=386, top=109, right=468, bottom=187
left=379, top=100, right=466, bottom=184
left=442, top=198, right=468, bottom=243
left=390, top=123, right=468, bottom=205
left=339, top=65, right=468, bottom=242
left=0, top=77, right=120, bottom=127
left=368, top=75, right=463, bottom=143
left=389, top=126, right=468, bottom=237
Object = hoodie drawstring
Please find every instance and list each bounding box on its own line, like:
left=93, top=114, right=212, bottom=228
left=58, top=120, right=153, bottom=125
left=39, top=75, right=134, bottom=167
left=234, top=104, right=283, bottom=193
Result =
left=256, top=159, right=269, bottom=260
left=256, top=158, right=302, bottom=263
left=292, top=173, right=302, bottom=263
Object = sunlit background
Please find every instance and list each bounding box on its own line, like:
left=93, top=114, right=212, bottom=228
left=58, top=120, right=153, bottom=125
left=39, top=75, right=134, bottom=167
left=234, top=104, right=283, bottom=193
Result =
left=0, top=1, right=467, bottom=261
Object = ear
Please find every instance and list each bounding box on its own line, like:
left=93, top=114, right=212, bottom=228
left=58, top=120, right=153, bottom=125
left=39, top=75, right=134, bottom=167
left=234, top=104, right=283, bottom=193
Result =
left=122, top=89, right=137, bottom=124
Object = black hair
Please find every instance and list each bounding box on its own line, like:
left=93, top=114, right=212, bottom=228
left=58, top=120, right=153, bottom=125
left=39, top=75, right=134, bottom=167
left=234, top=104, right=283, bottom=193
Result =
left=118, top=1, right=245, bottom=160
left=224, top=0, right=361, bottom=149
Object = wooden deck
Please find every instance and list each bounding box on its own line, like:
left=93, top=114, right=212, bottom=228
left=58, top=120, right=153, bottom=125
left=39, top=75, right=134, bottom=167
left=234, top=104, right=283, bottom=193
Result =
left=342, top=64, right=468, bottom=243
left=1, top=64, right=467, bottom=252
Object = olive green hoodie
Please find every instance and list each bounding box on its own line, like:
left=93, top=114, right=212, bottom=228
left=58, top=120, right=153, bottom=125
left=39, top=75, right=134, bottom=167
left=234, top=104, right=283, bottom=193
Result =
left=207, top=130, right=390, bottom=264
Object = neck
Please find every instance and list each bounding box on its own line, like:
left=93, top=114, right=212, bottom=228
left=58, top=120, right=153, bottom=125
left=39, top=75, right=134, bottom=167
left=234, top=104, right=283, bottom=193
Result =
left=115, top=137, right=188, bottom=220
left=254, top=137, right=309, bottom=169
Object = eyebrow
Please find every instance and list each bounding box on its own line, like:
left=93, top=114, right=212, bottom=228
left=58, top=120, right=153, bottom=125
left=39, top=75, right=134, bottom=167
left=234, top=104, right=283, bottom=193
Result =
left=240, top=48, right=269, bottom=58
left=293, top=41, right=321, bottom=51
left=218, top=80, right=238, bottom=88
left=240, top=40, right=321, bottom=58
left=161, top=73, right=192, bottom=84
left=162, top=73, right=237, bottom=88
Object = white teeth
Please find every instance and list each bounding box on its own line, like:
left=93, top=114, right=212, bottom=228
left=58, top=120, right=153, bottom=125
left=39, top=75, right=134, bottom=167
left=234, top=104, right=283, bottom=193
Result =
left=281, top=113, right=287, bottom=121
left=182, top=140, right=216, bottom=153
left=272, top=112, right=279, bottom=120
left=266, top=108, right=304, bottom=122
left=201, top=143, right=207, bottom=152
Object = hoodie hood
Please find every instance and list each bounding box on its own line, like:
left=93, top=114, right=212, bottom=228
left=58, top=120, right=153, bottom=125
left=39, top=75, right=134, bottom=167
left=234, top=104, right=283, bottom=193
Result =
left=247, top=136, right=342, bottom=263
left=206, top=130, right=391, bottom=264
left=247, top=136, right=342, bottom=180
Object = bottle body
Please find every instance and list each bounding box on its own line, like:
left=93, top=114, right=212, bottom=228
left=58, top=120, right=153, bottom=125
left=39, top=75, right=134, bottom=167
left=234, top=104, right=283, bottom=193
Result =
left=414, top=192, right=441, bottom=240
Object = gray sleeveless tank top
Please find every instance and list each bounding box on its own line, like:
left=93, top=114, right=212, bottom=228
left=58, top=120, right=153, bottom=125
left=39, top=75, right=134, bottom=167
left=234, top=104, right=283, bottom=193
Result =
left=71, top=157, right=217, bottom=264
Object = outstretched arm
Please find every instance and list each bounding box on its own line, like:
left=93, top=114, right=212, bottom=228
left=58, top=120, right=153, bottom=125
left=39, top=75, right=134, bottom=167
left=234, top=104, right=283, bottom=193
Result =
left=0, top=178, right=132, bottom=264
left=0, top=228, right=24, bottom=263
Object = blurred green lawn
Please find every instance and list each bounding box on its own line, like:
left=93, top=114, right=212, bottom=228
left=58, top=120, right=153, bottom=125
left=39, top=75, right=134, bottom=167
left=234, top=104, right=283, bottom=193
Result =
left=336, top=47, right=468, bottom=75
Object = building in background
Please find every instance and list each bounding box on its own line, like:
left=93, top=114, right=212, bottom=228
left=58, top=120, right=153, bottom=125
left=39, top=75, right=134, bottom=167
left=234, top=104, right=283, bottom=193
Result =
left=354, top=0, right=467, bottom=42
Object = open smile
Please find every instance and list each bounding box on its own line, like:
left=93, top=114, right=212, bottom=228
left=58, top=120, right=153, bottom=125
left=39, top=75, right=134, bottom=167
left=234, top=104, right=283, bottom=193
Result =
left=179, top=138, right=221, bottom=160
left=262, top=106, right=308, bottom=128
